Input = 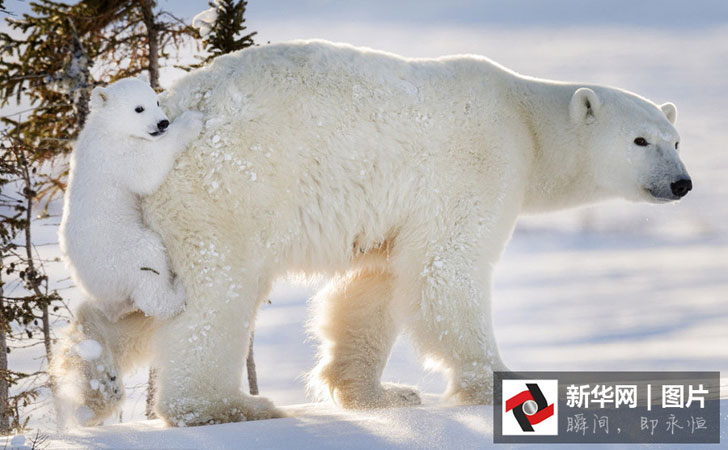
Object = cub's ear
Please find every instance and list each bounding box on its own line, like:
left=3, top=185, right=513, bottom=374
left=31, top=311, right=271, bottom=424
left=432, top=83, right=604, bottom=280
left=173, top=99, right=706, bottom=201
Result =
left=569, top=87, right=601, bottom=125
left=660, top=102, right=677, bottom=124
left=157, top=90, right=168, bottom=104
left=136, top=73, right=150, bottom=85
left=90, top=86, right=108, bottom=110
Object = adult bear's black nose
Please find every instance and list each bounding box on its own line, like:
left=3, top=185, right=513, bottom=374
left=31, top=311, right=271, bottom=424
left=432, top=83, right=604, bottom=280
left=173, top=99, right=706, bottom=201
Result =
left=157, top=119, right=169, bottom=131
left=670, top=178, right=692, bottom=198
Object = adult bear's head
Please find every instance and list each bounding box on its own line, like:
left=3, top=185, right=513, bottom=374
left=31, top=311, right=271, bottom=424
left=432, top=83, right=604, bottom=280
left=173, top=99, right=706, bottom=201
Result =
left=569, top=86, right=691, bottom=203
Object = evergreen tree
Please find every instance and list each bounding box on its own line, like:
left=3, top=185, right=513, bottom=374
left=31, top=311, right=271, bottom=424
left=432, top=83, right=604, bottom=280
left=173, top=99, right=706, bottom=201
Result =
left=1, top=133, right=62, bottom=434
left=193, top=0, right=256, bottom=66
left=0, top=0, right=194, bottom=206
left=82, top=0, right=196, bottom=90
left=0, top=1, right=194, bottom=160
left=0, top=1, right=102, bottom=162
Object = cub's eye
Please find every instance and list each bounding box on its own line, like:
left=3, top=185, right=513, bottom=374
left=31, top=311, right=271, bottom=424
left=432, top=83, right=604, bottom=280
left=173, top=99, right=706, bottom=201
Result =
left=634, top=137, right=648, bottom=146
left=675, top=142, right=679, bottom=149
left=157, top=101, right=160, bottom=106
left=135, top=106, right=144, bottom=113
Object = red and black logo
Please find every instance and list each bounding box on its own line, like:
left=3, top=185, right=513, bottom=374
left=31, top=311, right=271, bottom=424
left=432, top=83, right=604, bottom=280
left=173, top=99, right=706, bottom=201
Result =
left=505, top=383, right=555, bottom=432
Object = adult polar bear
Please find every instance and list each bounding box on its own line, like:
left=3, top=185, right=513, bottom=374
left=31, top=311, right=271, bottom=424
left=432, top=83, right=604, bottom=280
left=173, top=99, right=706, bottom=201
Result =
left=58, top=40, right=691, bottom=426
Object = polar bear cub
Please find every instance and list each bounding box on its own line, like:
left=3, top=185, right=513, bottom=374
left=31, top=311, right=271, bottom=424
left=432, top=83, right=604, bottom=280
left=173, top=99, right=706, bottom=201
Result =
left=59, top=77, right=203, bottom=321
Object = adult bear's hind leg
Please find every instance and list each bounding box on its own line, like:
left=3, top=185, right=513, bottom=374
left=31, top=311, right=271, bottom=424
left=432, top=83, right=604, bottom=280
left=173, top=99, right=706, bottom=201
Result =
left=52, top=301, right=156, bottom=426
left=311, top=267, right=421, bottom=409
left=152, top=241, right=283, bottom=427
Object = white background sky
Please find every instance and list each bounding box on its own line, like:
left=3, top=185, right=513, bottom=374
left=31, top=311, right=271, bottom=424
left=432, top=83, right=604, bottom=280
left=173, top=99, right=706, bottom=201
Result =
left=5, top=1, right=728, bottom=32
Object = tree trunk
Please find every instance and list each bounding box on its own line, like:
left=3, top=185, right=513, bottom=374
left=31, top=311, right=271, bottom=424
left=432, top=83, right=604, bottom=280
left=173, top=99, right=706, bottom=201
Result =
left=139, top=0, right=161, bottom=412
left=41, top=306, right=51, bottom=367
left=17, top=150, right=58, bottom=412
left=0, top=273, right=10, bottom=434
left=21, top=168, right=53, bottom=369
left=66, top=18, right=92, bottom=129
left=138, top=0, right=160, bottom=90
left=246, top=330, right=258, bottom=395
left=146, top=368, right=157, bottom=419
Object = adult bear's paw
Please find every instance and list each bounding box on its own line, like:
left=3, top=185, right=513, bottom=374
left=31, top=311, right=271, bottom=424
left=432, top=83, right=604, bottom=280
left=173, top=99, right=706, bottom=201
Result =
left=53, top=336, right=125, bottom=427
left=333, top=382, right=422, bottom=409
left=447, top=378, right=494, bottom=405
left=159, top=393, right=285, bottom=427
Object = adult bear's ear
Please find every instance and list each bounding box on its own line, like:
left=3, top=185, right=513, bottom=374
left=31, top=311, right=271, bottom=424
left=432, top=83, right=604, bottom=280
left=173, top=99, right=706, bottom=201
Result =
left=137, top=73, right=150, bottom=85
left=90, top=86, right=108, bottom=110
left=569, top=87, right=601, bottom=125
left=660, top=102, right=677, bottom=124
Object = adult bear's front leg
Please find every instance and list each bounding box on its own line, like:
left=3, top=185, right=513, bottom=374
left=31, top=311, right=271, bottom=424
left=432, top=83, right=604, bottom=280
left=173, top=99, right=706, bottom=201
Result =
left=394, top=217, right=514, bottom=405
left=151, top=235, right=283, bottom=426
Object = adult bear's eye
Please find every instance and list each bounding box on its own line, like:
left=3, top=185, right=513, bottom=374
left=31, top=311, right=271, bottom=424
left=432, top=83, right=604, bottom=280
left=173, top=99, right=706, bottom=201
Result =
left=675, top=142, right=679, bottom=149
left=634, top=137, right=648, bottom=146
left=135, top=106, right=145, bottom=113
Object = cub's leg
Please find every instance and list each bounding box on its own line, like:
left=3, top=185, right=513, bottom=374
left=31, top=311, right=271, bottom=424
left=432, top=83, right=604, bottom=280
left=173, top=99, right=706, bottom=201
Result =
left=125, top=229, right=186, bottom=320
left=311, top=268, right=421, bottom=408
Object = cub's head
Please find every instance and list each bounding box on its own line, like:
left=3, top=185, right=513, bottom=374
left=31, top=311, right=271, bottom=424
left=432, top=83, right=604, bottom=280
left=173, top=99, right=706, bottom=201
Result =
left=569, top=87, right=691, bottom=203
left=90, top=75, right=170, bottom=141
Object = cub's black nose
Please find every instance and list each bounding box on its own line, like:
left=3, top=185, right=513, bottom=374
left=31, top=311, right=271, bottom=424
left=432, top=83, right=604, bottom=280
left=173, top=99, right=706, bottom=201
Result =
left=670, top=178, right=692, bottom=198
left=157, top=119, right=170, bottom=131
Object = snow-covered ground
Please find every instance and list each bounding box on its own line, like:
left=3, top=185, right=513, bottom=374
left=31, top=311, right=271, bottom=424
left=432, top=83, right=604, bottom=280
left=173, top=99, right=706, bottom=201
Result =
left=3, top=398, right=727, bottom=449
left=1, top=8, right=726, bottom=449
left=1, top=399, right=725, bottom=450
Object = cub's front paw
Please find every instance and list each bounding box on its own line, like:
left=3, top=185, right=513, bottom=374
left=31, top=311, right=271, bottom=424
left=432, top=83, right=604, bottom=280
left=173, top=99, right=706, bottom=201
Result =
left=137, top=278, right=186, bottom=319
left=169, top=277, right=187, bottom=314
left=175, top=110, right=204, bottom=139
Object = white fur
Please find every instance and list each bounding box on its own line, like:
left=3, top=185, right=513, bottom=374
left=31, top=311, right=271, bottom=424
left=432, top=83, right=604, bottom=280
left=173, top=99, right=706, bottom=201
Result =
left=51, top=305, right=157, bottom=427
left=53, top=40, right=690, bottom=427
left=59, top=77, right=204, bottom=322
